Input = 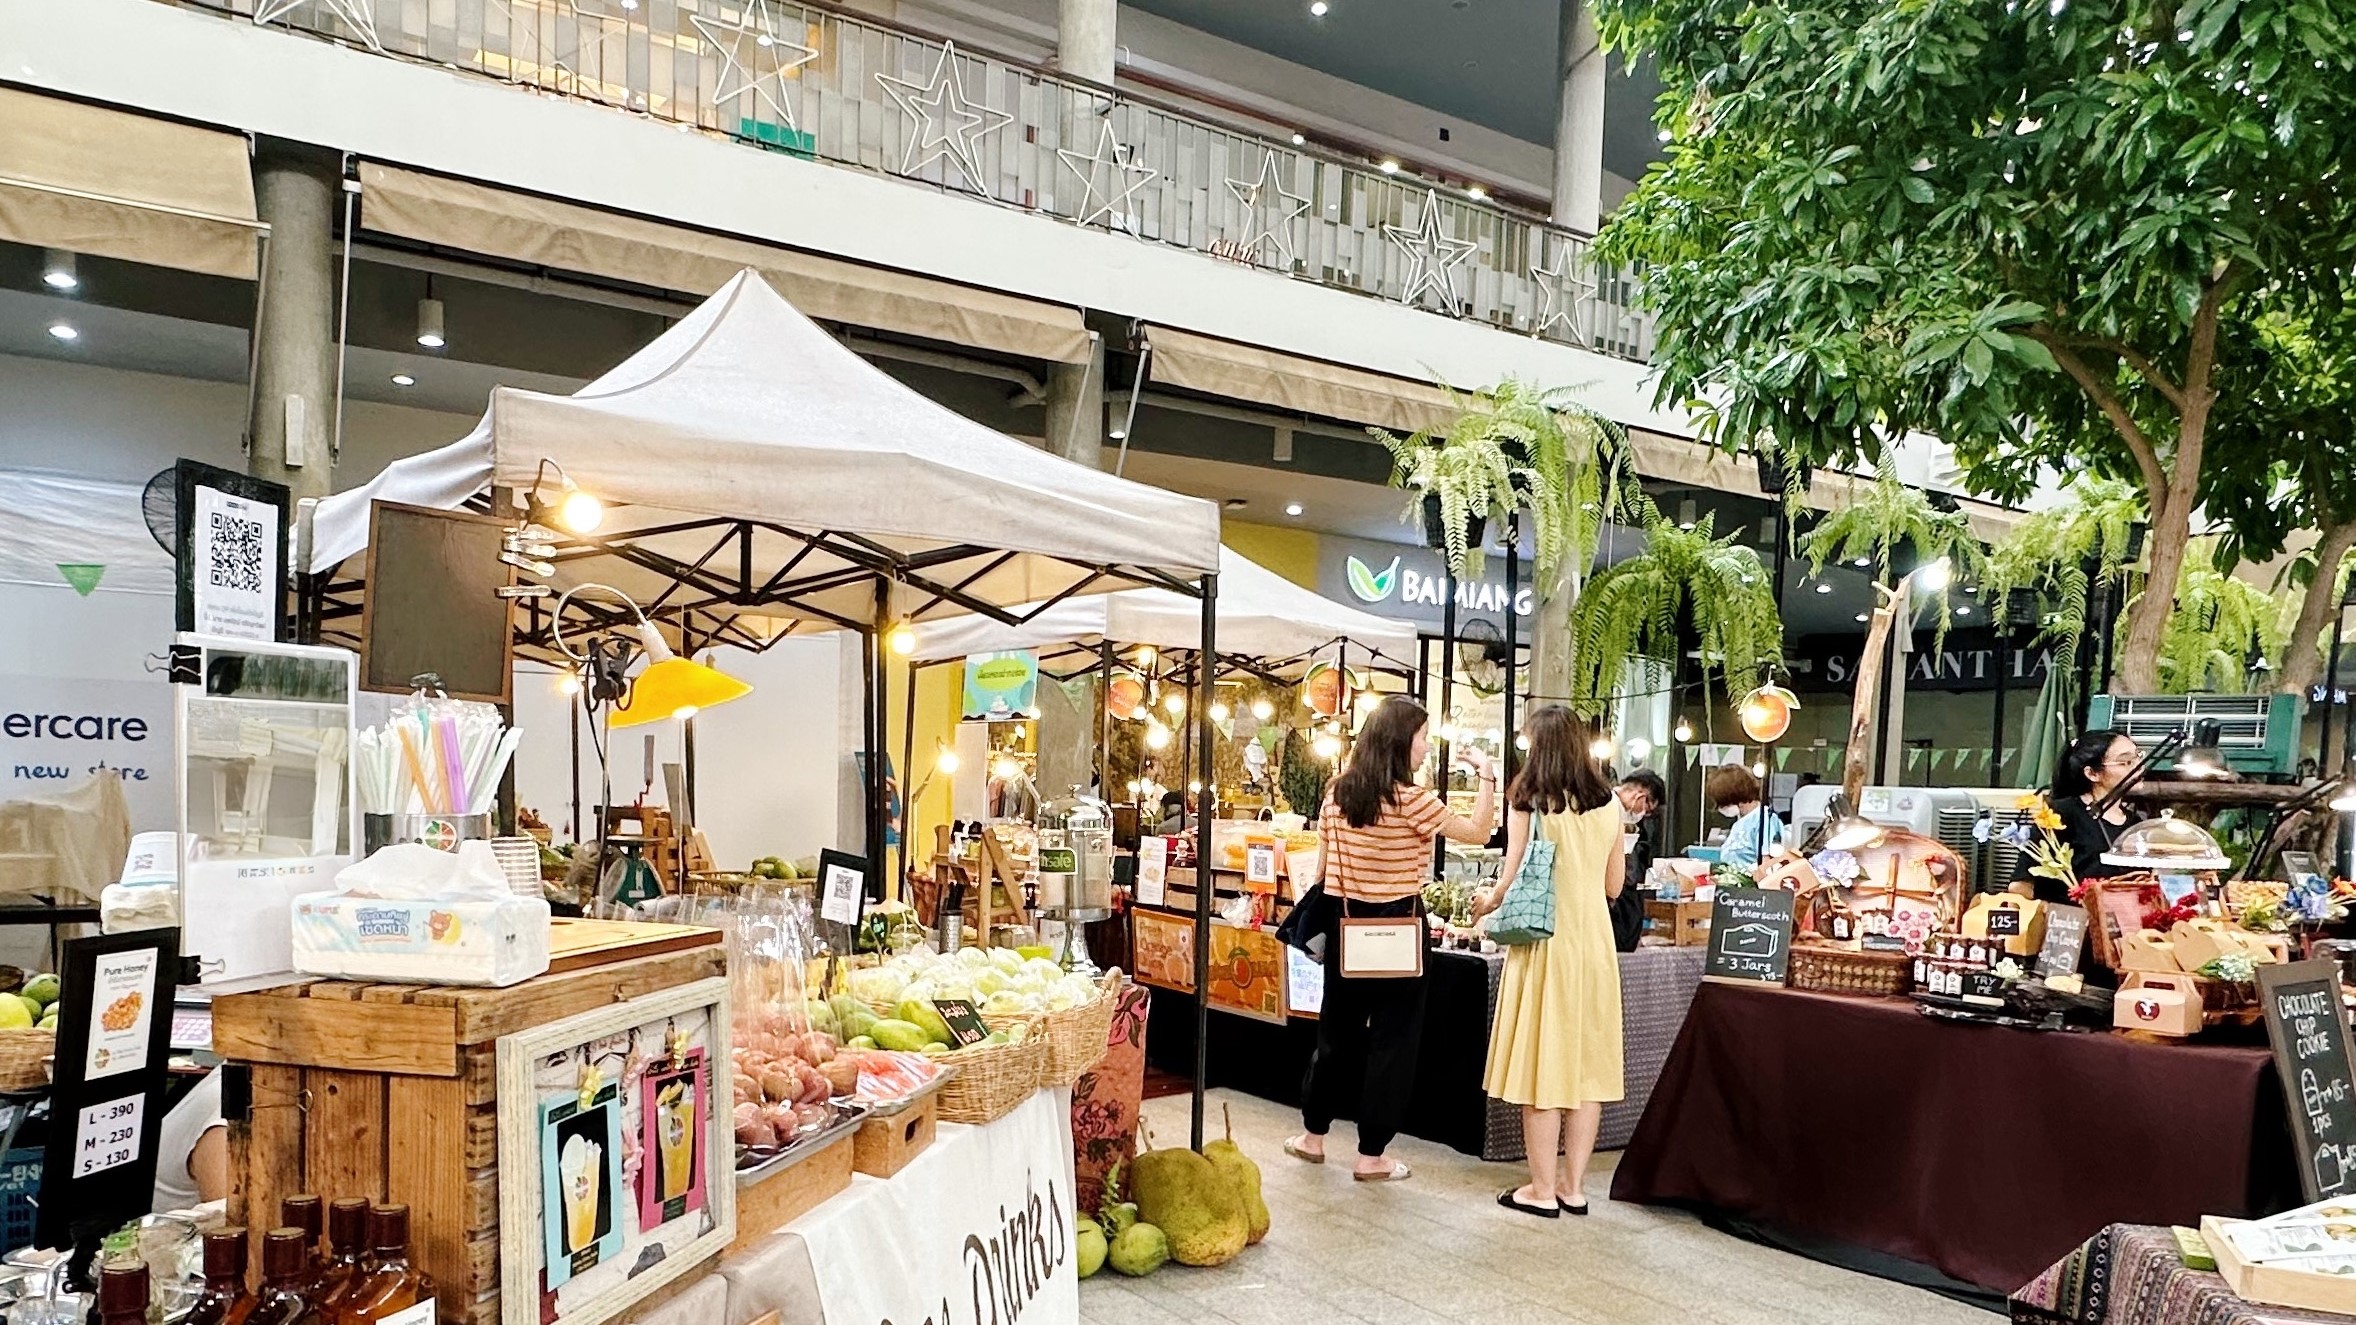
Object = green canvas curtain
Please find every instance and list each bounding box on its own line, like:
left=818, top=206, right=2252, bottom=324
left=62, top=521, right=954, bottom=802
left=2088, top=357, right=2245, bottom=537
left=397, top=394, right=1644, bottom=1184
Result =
left=2016, top=662, right=2078, bottom=790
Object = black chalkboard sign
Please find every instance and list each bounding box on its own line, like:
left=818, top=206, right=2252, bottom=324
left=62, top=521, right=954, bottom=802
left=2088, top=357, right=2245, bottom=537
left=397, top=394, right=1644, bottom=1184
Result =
left=930, top=998, right=991, bottom=1047
left=2039, top=905, right=2089, bottom=977
left=1986, top=907, right=2024, bottom=938
left=1704, top=887, right=1794, bottom=985
left=2259, top=960, right=2356, bottom=1201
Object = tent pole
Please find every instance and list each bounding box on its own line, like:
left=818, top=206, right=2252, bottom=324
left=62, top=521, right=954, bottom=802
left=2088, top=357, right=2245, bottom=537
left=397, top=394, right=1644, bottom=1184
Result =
left=1097, top=638, right=1114, bottom=796
left=1191, top=570, right=1219, bottom=1151
left=866, top=581, right=887, bottom=898
left=900, top=653, right=919, bottom=898
left=1504, top=512, right=1520, bottom=780
left=1437, top=567, right=1457, bottom=879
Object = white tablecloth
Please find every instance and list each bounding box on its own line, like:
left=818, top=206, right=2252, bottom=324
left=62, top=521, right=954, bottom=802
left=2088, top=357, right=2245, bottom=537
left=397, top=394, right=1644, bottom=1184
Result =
left=719, top=1088, right=1079, bottom=1325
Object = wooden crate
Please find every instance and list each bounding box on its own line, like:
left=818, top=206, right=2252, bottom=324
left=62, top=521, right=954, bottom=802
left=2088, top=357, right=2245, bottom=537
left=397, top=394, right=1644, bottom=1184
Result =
left=728, top=1130, right=854, bottom=1254
left=218, top=936, right=725, bottom=1325
left=851, top=1094, right=937, bottom=1179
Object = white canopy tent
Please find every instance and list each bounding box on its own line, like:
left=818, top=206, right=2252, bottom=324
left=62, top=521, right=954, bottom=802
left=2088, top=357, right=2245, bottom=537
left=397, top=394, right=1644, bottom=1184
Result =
left=306, top=268, right=1221, bottom=644
left=905, top=545, right=1416, bottom=673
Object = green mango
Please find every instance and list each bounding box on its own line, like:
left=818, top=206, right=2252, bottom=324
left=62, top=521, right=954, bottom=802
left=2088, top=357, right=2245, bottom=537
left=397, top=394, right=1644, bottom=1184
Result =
left=868, top=1019, right=933, bottom=1053
left=893, top=999, right=954, bottom=1046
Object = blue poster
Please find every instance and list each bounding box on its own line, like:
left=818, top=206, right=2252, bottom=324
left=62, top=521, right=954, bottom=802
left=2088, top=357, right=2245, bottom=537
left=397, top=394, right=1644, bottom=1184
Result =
left=540, top=1083, right=626, bottom=1288
left=962, top=650, right=1040, bottom=722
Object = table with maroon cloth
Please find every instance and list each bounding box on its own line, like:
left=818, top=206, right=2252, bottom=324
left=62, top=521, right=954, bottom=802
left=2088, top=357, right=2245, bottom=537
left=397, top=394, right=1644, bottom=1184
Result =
left=1612, top=983, right=2303, bottom=1298
left=2012, top=1223, right=2353, bottom=1324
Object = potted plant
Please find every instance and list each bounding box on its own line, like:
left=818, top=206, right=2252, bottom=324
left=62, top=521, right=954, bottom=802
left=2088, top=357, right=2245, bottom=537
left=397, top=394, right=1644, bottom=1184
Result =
left=1374, top=378, right=1622, bottom=583
left=1566, top=492, right=1784, bottom=716
left=1800, top=471, right=1987, bottom=802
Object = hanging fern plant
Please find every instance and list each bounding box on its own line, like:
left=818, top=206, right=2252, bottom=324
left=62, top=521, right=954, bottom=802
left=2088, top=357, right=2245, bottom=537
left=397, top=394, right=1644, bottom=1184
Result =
left=1800, top=471, right=1989, bottom=646
left=1566, top=496, right=1784, bottom=714
left=1374, top=378, right=1624, bottom=581
left=1981, top=477, right=2145, bottom=678
left=2142, top=539, right=2288, bottom=694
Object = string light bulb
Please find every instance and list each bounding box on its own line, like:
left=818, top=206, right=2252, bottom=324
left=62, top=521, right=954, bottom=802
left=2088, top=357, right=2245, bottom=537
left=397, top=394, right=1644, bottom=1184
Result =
left=886, top=619, right=917, bottom=656
left=935, top=745, right=961, bottom=775
left=1589, top=735, right=1616, bottom=760
left=1673, top=718, right=1694, bottom=743
left=1163, top=691, right=1186, bottom=715
left=1251, top=698, right=1275, bottom=721
left=1144, top=721, right=1171, bottom=750
left=557, top=671, right=583, bottom=697
left=1209, top=701, right=1231, bottom=722
left=1312, top=732, right=1343, bottom=761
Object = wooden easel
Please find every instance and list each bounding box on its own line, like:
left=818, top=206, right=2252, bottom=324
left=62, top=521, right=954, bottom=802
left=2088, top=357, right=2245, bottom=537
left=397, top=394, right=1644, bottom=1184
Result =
left=924, top=824, right=1032, bottom=941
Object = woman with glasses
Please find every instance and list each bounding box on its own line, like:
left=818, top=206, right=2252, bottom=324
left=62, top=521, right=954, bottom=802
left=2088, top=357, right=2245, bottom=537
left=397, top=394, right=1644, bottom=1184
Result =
left=2016, top=729, right=2140, bottom=903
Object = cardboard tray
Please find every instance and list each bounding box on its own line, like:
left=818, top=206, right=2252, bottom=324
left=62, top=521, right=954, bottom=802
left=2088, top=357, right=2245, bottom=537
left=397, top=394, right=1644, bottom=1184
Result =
left=2202, top=1215, right=2356, bottom=1315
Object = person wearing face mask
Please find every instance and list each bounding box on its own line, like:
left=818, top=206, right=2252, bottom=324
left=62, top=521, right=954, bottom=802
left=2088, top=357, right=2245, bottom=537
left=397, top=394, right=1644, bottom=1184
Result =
left=1610, top=771, right=1666, bottom=951
left=1706, top=764, right=1783, bottom=869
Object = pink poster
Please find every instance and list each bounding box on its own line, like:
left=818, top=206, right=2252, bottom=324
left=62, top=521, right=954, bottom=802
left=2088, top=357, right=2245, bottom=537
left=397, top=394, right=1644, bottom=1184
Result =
left=636, top=1049, right=709, bottom=1229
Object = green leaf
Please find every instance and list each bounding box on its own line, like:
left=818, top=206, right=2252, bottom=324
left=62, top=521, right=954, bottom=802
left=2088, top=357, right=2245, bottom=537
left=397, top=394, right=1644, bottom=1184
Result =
left=1900, top=176, right=1934, bottom=204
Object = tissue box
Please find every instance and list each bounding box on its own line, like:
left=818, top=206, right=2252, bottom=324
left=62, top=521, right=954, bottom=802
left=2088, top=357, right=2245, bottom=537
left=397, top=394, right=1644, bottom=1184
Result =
left=292, top=892, right=551, bottom=986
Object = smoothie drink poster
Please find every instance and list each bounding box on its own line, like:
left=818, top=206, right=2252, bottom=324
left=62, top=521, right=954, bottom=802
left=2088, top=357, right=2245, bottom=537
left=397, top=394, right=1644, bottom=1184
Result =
left=637, top=1050, right=709, bottom=1229
left=540, top=1083, right=624, bottom=1288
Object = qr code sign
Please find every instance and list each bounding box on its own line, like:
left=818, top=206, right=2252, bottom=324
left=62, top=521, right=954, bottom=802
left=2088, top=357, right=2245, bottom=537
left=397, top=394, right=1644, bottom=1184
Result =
left=206, top=510, right=267, bottom=594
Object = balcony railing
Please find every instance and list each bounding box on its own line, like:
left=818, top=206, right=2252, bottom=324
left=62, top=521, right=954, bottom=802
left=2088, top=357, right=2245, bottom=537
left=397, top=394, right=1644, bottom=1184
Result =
left=169, top=0, right=1655, bottom=365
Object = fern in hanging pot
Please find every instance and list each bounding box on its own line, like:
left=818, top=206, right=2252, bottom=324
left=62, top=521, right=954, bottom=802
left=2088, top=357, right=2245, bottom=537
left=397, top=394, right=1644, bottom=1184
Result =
left=1566, top=494, right=1784, bottom=716
left=1374, top=378, right=1621, bottom=583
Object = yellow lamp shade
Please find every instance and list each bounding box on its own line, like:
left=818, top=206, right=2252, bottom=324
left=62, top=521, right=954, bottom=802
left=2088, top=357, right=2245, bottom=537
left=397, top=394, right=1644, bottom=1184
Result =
left=1737, top=684, right=1801, bottom=743
left=611, top=656, right=752, bottom=728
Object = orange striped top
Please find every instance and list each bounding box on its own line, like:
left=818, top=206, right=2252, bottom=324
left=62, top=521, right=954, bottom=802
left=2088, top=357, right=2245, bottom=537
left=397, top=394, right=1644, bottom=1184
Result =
left=1320, top=788, right=1452, bottom=904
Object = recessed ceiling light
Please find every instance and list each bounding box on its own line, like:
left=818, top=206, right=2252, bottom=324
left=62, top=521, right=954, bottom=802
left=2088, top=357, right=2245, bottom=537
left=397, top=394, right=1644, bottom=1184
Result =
left=1309, top=0, right=1329, bottom=14
left=1814, top=583, right=1832, bottom=595
left=1854, top=613, right=1870, bottom=623
left=1378, top=159, right=1399, bottom=174
left=391, top=373, right=416, bottom=387
left=1108, top=427, right=1126, bottom=441
left=46, top=322, right=78, bottom=342
left=1956, top=605, right=1973, bottom=616
left=1284, top=502, right=1305, bottom=517
left=1290, top=132, right=1306, bottom=146
left=1657, top=128, right=1673, bottom=142
left=1853, top=556, right=1872, bottom=567
left=1467, top=185, right=1487, bottom=201
left=41, top=249, right=77, bottom=291
left=1223, top=497, right=1247, bottom=510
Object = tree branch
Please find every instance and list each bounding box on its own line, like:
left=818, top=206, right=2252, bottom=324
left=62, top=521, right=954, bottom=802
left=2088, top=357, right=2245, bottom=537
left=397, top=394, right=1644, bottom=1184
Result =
left=2174, top=262, right=2245, bottom=490
left=2035, top=328, right=2188, bottom=410
left=2037, top=334, right=2170, bottom=502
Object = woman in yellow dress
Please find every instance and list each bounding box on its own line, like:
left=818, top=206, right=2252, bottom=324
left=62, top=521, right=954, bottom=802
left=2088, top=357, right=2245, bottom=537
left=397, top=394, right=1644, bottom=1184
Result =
left=1471, top=705, right=1625, bottom=1218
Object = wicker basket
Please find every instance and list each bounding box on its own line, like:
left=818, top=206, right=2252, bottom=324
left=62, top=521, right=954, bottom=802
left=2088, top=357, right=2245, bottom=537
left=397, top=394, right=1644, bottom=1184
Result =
left=985, top=973, right=1123, bottom=1088
left=0, top=1029, right=54, bottom=1093
left=1788, top=942, right=1912, bottom=997
left=934, top=1021, right=1048, bottom=1124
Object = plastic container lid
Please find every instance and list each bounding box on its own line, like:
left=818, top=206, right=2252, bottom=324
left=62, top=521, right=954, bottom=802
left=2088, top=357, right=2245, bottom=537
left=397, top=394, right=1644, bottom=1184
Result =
left=2102, top=813, right=2232, bottom=871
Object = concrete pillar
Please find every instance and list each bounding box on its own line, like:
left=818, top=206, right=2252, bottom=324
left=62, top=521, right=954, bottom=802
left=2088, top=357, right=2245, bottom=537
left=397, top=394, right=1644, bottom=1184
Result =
left=1043, top=335, right=1105, bottom=468
left=1551, top=0, right=1607, bottom=234
left=247, top=141, right=340, bottom=501
left=1057, top=0, right=1117, bottom=86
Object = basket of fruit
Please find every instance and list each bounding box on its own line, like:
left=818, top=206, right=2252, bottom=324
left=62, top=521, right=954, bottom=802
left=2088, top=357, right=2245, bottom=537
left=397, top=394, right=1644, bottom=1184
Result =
left=990, top=970, right=1121, bottom=1087
left=0, top=972, right=60, bottom=1092
left=932, top=1020, right=1048, bottom=1124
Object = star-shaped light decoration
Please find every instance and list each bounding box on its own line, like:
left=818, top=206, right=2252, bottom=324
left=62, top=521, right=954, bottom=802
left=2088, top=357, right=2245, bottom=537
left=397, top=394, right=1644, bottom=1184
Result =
left=690, top=0, right=818, bottom=132
left=253, top=0, right=383, bottom=52
left=1383, top=190, right=1477, bottom=314
left=1056, top=116, right=1157, bottom=235
left=1529, top=237, right=1599, bottom=346
left=875, top=41, right=1013, bottom=192
left=1224, top=150, right=1312, bottom=269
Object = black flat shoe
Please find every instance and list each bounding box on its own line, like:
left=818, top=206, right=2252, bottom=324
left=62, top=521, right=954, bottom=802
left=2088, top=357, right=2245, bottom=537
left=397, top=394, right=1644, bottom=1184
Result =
left=1559, top=1198, right=1590, bottom=1216
left=1498, top=1191, right=1560, bottom=1219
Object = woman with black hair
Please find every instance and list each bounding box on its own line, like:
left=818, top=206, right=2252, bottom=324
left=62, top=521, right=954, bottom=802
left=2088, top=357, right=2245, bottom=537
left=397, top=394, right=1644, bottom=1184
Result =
left=1285, top=696, right=1495, bottom=1182
left=2014, top=729, right=2140, bottom=903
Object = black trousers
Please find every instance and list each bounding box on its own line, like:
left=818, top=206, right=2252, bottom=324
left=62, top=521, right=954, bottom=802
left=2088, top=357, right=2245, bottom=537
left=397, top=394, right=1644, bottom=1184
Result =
left=1299, top=898, right=1429, bottom=1157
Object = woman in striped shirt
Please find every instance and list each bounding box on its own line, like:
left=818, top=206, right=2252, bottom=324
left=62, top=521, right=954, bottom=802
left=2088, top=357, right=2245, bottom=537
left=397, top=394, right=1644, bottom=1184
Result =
left=1285, top=696, right=1496, bottom=1181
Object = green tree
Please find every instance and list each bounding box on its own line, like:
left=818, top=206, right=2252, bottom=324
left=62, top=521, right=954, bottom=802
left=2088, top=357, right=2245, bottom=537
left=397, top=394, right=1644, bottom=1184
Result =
left=1594, top=0, right=2356, bottom=693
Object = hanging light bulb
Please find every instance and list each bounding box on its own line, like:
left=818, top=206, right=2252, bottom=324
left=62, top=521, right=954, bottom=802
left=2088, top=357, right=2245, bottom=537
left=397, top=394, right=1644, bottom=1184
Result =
left=1673, top=718, right=1694, bottom=743
left=1355, top=691, right=1383, bottom=715
left=1589, top=735, right=1616, bottom=760
left=557, top=670, right=583, bottom=697
left=415, top=296, right=446, bottom=349
left=1250, top=697, right=1275, bottom=721
left=1626, top=736, right=1654, bottom=762
left=1164, top=691, right=1186, bottom=715
left=991, top=755, right=1023, bottom=781
left=935, top=745, right=961, bottom=775
left=1209, top=701, right=1231, bottom=722
left=1312, top=732, right=1343, bottom=761
left=1514, top=734, right=1530, bottom=751
left=1914, top=557, right=1954, bottom=593
left=1144, top=721, right=1171, bottom=751
left=40, top=249, right=77, bottom=291
left=558, top=488, right=604, bottom=534
left=1751, top=759, right=1767, bottom=777
left=886, top=619, right=917, bottom=656
left=1135, top=646, right=1158, bottom=667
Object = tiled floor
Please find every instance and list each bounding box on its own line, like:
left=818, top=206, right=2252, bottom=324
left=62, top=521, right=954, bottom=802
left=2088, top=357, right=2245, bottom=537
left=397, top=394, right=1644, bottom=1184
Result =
left=1082, top=1090, right=1993, bottom=1325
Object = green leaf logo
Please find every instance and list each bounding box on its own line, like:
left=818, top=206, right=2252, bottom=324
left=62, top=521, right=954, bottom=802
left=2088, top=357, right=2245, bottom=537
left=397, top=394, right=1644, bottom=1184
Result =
left=1346, top=555, right=1400, bottom=602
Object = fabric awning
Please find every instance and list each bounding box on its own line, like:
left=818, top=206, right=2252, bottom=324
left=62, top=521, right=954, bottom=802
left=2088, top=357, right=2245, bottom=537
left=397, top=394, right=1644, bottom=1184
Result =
left=356, top=163, right=1095, bottom=364
left=0, top=88, right=261, bottom=279
left=1143, top=326, right=1454, bottom=434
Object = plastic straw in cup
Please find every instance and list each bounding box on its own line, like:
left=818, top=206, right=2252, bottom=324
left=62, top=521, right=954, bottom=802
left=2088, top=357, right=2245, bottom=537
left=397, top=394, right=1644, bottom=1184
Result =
left=437, top=716, right=469, bottom=817
left=396, top=725, right=437, bottom=815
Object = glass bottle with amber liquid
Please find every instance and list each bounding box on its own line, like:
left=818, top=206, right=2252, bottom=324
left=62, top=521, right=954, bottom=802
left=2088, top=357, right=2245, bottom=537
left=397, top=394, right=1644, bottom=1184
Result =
left=336, top=1205, right=433, bottom=1325
left=185, top=1229, right=259, bottom=1325
left=97, top=1263, right=148, bottom=1325
left=250, top=1229, right=323, bottom=1325
left=280, top=1196, right=328, bottom=1294
left=314, top=1198, right=372, bottom=1314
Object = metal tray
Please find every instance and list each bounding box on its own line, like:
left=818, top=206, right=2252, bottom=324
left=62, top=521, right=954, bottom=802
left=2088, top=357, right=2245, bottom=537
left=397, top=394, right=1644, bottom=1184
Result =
left=855, top=1065, right=955, bottom=1119
left=734, top=1099, right=867, bottom=1185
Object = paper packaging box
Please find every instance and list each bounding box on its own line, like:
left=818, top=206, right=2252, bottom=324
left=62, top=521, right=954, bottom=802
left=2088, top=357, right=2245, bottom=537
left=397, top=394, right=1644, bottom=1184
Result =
left=2167, top=918, right=2242, bottom=972
left=1645, top=900, right=1712, bottom=947
left=292, top=891, right=552, bottom=987
left=2116, top=929, right=2183, bottom=973
left=1961, top=894, right=2046, bottom=957
left=2113, top=971, right=2204, bottom=1036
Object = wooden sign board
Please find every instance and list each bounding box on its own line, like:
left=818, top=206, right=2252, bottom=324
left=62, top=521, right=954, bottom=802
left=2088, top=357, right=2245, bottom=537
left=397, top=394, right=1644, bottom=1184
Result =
left=2259, top=960, right=2356, bottom=1201
left=1704, top=887, right=1793, bottom=986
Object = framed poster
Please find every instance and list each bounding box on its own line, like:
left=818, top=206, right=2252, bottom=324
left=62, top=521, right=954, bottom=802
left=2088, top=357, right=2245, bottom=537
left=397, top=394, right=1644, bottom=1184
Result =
left=1205, top=922, right=1285, bottom=1023
left=962, top=651, right=1039, bottom=721
left=38, top=930, right=181, bottom=1249
left=1135, top=838, right=1168, bottom=907
left=173, top=460, right=288, bottom=641
left=1130, top=909, right=1195, bottom=993
left=498, top=977, right=734, bottom=1325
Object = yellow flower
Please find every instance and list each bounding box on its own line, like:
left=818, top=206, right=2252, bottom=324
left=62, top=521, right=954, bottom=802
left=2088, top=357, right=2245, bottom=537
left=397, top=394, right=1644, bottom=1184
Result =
left=2015, top=792, right=2045, bottom=813
left=2033, top=806, right=2064, bottom=832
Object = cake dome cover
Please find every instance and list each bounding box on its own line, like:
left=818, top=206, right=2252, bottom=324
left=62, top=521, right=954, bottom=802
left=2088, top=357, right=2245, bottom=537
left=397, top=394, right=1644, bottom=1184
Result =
left=2102, top=813, right=2230, bottom=871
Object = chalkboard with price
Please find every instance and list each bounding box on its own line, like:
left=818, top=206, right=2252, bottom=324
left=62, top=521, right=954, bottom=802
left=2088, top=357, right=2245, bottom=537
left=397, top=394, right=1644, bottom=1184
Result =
left=2259, top=960, right=2356, bottom=1202
left=37, top=929, right=180, bottom=1249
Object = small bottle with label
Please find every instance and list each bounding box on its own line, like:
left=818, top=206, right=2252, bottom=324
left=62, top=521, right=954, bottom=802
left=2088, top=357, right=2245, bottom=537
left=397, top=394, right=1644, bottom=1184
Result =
left=316, top=1199, right=371, bottom=1313
left=97, top=1262, right=149, bottom=1325
left=336, top=1205, right=433, bottom=1325
left=249, top=1230, right=320, bottom=1325
left=186, top=1228, right=259, bottom=1325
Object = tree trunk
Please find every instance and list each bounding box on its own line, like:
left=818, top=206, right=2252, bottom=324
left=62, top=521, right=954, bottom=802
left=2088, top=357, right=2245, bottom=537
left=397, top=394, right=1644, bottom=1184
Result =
left=1531, top=559, right=1581, bottom=709
left=2279, top=517, right=2356, bottom=697
left=1842, top=578, right=1909, bottom=805
left=2113, top=480, right=2200, bottom=694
